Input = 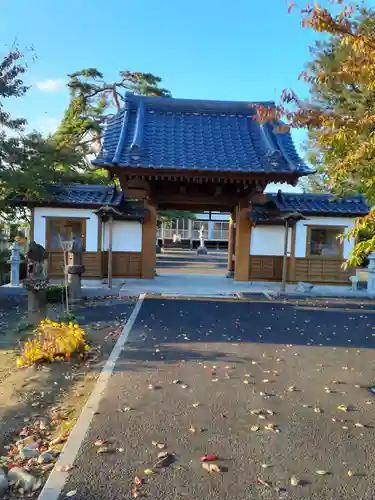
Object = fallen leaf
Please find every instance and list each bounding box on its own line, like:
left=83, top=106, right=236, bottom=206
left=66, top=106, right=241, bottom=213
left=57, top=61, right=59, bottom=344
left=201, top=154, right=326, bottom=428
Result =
left=261, top=463, right=271, bottom=469
left=314, top=407, right=323, bottom=413
left=144, top=468, right=154, bottom=475
left=201, top=463, right=221, bottom=473
left=288, top=385, right=297, bottom=392
left=354, top=422, right=365, bottom=428
left=337, top=405, right=349, bottom=412
left=56, top=465, right=73, bottom=472
left=94, top=439, right=105, bottom=447
left=151, top=440, right=158, bottom=446
left=189, top=425, right=197, bottom=433
left=131, top=486, right=139, bottom=498
left=316, top=470, right=329, bottom=475
left=66, top=490, right=77, bottom=497
left=290, top=475, right=299, bottom=486
left=192, top=403, right=200, bottom=408
left=134, top=476, right=143, bottom=486
left=255, top=478, right=271, bottom=487
left=251, top=425, right=260, bottom=432
left=347, top=470, right=354, bottom=477
left=200, top=455, right=218, bottom=462
left=181, top=384, right=188, bottom=389
left=97, top=446, right=115, bottom=454
left=264, top=424, right=279, bottom=432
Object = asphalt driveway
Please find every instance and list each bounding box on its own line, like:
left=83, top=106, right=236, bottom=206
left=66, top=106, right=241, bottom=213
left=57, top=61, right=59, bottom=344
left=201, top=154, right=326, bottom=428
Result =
left=58, top=297, right=375, bottom=500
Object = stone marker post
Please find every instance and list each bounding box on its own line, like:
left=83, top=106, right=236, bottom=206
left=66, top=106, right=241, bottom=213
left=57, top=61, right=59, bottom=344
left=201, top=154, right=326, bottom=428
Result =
left=367, top=251, right=375, bottom=295
left=196, top=225, right=208, bottom=255
left=7, top=241, right=22, bottom=287
left=23, top=242, right=48, bottom=326
left=67, top=237, right=85, bottom=300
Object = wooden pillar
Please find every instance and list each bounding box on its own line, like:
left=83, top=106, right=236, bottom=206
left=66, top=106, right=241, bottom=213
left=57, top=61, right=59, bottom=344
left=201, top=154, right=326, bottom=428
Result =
left=108, top=215, right=113, bottom=288
left=141, top=201, right=157, bottom=279
left=227, top=212, right=235, bottom=273
left=97, top=217, right=103, bottom=279
left=234, top=199, right=251, bottom=281
left=288, top=223, right=297, bottom=282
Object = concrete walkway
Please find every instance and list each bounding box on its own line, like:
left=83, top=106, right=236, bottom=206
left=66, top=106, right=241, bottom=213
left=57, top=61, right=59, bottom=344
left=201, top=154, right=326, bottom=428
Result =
left=119, top=274, right=279, bottom=297
left=119, top=274, right=367, bottom=298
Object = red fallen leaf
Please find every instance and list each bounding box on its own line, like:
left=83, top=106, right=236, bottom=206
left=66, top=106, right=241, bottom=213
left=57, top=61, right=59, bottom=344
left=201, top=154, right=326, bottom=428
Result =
left=200, top=455, right=218, bottom=462
left=7, top=464, right=19, bottom=470
left=254, top=478, right=272, bottom=487
left=131, top=486, right=139, bottom=498
left=134, top=476, right=143, bottom=486
left=94, top=439, right=106, bottom=447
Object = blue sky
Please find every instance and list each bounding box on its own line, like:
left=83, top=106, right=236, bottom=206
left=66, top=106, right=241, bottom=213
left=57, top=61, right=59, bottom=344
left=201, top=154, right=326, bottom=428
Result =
left=1, top=0, right=327, bottom=154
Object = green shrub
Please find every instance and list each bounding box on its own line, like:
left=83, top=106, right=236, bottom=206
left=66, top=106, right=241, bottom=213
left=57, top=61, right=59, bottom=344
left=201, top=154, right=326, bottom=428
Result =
left=46, top=285, right=66, bottom=303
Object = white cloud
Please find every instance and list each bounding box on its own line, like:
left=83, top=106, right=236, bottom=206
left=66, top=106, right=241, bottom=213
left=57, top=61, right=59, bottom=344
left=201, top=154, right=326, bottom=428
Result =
left=36, top=79, right=65, bottom=92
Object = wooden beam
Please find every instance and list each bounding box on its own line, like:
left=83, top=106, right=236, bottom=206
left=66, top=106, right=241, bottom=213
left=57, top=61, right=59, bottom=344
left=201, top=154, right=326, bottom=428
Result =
left=234, top=199, right=251, bottom=281
left=141, top=201, right=157, bottom=279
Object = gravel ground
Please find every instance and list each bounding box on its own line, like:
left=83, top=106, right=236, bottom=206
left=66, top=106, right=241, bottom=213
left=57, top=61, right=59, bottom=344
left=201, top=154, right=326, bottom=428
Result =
left=59, top=297, right=375, bottom=500
left=0, top=297, right=135, bottom=460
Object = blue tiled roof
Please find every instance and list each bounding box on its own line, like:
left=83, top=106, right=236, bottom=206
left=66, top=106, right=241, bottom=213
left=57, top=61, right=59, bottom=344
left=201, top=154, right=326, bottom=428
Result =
left=48, top=185, right=123, bottom=207
left=268, top=192, right=370, bottom=216
left=93, top=93, right=312, bottom=176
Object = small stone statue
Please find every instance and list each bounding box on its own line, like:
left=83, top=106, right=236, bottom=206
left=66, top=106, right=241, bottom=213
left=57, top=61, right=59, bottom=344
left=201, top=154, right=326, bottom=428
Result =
left=23, top=241, right=49, bottom=326
left=67, top=236, right=85, bottom=300
left=196, top=225, right=208, bottom=255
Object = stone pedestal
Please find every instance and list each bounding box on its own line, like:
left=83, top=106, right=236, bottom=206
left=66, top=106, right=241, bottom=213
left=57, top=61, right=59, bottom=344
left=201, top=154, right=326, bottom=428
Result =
left=23, top=242, right=49, bottom=326
left=27, top=289, right=47, bottom=326
left=367, top=252, right=375, bottom=295
left=7, top=241, right=22, bottom=287
left=67, top=237, right=85, bottom=300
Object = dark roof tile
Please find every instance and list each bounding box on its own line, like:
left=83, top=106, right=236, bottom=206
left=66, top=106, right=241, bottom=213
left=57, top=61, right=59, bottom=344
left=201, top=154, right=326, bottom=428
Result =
left=49, top=185, right=123, bottom=206
left=93, top=93, right=312, bottom=176
left=269, top=192, right=370, bottom=217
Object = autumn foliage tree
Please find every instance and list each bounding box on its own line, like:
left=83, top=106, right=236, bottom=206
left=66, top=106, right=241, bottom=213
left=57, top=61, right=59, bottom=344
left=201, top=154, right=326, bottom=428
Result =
left=257, top=1, right=375, bottom=267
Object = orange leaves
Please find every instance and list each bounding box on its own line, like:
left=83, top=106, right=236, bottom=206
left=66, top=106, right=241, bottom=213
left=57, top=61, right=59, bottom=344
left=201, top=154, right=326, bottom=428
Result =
left=288, top=2, right=296, bottom=14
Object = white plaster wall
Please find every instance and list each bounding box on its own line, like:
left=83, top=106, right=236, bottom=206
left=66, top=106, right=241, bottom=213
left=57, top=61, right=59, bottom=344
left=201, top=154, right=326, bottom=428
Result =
left=250, top=226, right=291, bottom=256
left=33, top=207, right=99, bottom=251
left=295, top=216, right=355, bottom=258
left=103, top=221, right=142, bottom=252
